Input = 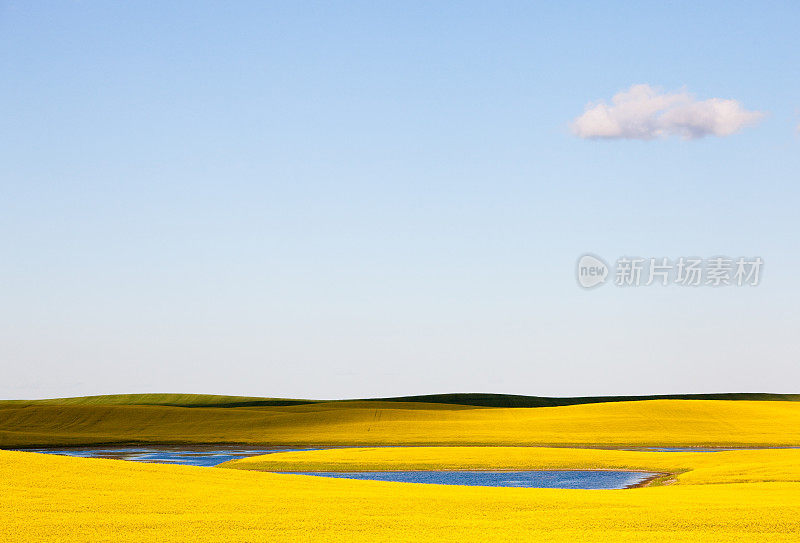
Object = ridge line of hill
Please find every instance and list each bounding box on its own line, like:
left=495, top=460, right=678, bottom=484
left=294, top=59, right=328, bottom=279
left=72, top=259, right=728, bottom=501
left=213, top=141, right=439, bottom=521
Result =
left=2, top=392, right=799, bottom=409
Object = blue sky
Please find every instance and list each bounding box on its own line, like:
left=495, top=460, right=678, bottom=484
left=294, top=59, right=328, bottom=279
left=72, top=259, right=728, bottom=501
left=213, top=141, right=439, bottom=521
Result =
left=2, top=1, right=799, bottom=399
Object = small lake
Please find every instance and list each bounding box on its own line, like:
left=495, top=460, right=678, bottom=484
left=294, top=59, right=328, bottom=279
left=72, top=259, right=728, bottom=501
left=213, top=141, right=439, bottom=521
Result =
left=18, top=446, right=315, bottom=467
left=17, top=447, right=659, bottom=488
left=20, top=445, right=788, bottom=467
left=287, top=470, right=657, bottom=489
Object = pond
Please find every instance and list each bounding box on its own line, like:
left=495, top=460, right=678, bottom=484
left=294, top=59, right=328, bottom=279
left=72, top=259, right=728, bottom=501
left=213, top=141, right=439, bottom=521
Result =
left=17, top=447, right=660, bottom=488
left=286, top=470, right=658, bottom=489
left=18, top=446, right=315, bottom=467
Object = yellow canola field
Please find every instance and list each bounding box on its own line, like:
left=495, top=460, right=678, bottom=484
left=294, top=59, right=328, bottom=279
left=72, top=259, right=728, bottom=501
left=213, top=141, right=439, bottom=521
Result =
left=3, top=399, right=800, bottom=448
left=2, top=448, right=800, bottom=542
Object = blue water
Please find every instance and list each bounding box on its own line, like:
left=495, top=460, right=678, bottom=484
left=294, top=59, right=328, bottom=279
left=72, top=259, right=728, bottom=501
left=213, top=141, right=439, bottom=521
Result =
left=16, top=447, right=657, bottom=488
left=18, top=446, right=316, bottom=467
left=287, top=470, right=656, bottom=489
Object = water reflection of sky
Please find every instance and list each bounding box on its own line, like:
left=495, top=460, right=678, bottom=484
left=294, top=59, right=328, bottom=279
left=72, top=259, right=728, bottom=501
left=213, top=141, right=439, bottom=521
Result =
left=288, top=470, right=657, bottom=489
left=18, top=447, right=318, bottom=467
left=18, top=445, right=797, bottom=468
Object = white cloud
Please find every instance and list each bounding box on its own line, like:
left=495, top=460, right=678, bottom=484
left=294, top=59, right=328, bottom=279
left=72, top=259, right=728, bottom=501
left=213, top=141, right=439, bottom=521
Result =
left=571, top=84, right=764, bottom=140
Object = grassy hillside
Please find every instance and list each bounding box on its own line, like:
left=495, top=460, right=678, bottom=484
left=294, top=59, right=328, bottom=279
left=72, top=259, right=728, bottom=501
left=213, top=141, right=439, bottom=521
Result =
left=3, top=399, right=800, bottom=448
left=374, top=392, right=800, bottom=407
left=3, top=448, right=800, bottom=542
left=0, top=393, right=315, bottom=409
left=3, top=391, right=799, bottom=410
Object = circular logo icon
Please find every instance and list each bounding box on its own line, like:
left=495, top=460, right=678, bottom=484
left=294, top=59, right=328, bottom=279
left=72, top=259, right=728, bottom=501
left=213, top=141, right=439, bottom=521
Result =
left=577, top=254, right=608, bottom=288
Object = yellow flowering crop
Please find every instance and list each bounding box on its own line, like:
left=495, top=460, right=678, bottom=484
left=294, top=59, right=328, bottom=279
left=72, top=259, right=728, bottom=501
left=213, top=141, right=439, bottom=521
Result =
left=3, top=399, right=800, bottom=541
left=2, top=399, right=800, bottom=448
left=3, top=447, right=800, bottom=542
